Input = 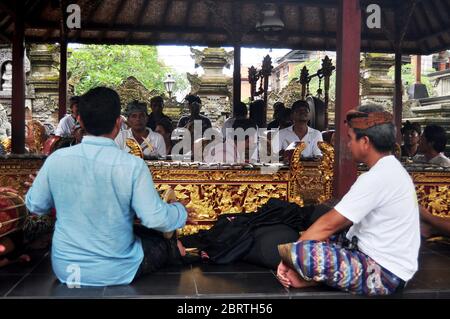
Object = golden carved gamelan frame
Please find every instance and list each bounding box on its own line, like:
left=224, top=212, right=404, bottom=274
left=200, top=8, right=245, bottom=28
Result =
left=1, top=142, right=448, bottom=235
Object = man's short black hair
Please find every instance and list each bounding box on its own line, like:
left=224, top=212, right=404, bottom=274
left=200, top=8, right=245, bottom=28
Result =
left=184, top=94, right=201, bottom=105
left=423, top=124, right=447, bottom=153
left=69, top=96, right=80, bottom=106
left=234, top=102, right=248, bottom=117
left=291, top=100, right=310, bottom=112
left=401, top=120, right=421, bottom=135
left=78, top=87, right=121, bottom=136
left=155, top=117, right=174, bottom=134
left=150, top=96, right=164, bottom=105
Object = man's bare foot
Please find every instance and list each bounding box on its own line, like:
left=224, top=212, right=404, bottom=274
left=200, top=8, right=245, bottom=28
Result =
left=285, top=268, right=318, bottom=288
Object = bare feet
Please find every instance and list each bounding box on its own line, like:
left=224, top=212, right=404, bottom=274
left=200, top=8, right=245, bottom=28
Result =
left=276, top=261, right=318, bottom=289
left=177, top=240, right=186, bottom=257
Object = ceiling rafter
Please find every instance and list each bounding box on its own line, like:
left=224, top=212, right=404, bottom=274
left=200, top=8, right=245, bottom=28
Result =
left=74, top=0, right=103, bottom=41
left=99, top=0, right=128, bottom=42
left=126, top=0, right=152, bottom=43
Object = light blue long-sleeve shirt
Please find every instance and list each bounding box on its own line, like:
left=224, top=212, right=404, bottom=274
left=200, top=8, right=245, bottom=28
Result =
left=25, top=136, right=187, bottom=286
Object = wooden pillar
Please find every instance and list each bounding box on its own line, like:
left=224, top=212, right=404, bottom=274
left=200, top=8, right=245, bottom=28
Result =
left=232, top=43, right=241, bottom=116
left=412, top=55, right=421, bottom=83
left=394, top=50, right=403, bottom=144
left=58, top=40, right=68, bottom=120
left=11, top=0, right=25, bottom=154
left=333, top=0, right=361, bottom=199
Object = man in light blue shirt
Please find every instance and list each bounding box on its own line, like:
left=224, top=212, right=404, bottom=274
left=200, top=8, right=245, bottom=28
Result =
left=25, top=87, right=188, bottom=286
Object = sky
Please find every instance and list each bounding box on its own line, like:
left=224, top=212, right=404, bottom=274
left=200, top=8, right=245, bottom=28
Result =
left=157, top=45, right=291, bottom=76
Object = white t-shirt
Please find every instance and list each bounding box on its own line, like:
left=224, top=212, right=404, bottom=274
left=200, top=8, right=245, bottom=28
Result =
left=334, top=155, right=420, bottom=281
left=115, top=128, right=166, bottom=158
left=413, top=153, right=450, bottom=167
left=272, top=125, right=323, bottom=158
left=54, top=114, right=76, bottom=137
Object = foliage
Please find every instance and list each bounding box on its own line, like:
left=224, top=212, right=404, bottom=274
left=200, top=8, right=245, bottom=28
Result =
left=289, top=58, right=336, bottom=103
left=68, top=45, right=188, bottom=96
left=388, top=63, right=435, bottom=97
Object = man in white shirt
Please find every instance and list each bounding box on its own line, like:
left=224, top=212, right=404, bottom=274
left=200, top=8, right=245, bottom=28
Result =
left=115, top=101, right=166, bottom=159
left=277, top=104, right=420, bottom=296
left=272, top=100, right=323, bottom=159
left=54, top=96, right=79, bottom=137
left=413, top=124, right=450, bottom=168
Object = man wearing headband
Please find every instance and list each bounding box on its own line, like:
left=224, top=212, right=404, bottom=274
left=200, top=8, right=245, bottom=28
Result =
left=115, top=100, right=166, bottom=159
left=277, top=104, right=420, bottom=296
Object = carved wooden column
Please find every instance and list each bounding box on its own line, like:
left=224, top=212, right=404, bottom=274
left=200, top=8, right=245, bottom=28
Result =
left=333, top=0, right=361, bottom=198
left=11, top=0, right=25, bottom=154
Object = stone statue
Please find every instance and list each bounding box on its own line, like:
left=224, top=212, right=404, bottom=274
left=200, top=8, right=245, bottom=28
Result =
left=0, top=103, right=11, bottom=140
left=1, top=62, right=12, bottom=92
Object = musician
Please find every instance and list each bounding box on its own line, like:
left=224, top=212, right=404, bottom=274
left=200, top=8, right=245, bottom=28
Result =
left=115, top=100, right=166, bottom=159
left=177, top=95, right=212, bottom=135
left=147, top=96, right=173, bottom=132
left=54, top=96, right=80, bottom=138
left=25, top=87, right=191, bottom=286
left=272, top=100, right=323, bottom=159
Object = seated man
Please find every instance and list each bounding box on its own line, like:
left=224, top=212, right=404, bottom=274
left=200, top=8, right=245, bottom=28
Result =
left=267, top=102, right=286, bottom=130
left=277, top=104, right=420, bottom=296
left=400, top=121, right=421, bottom=158
left=155, top=117, right=174, bottom=155
left=115, top=100, right=166, bottom=159
left=413, top=124, right=450, bottom=167
left=177, top=95, right=212, bottom=135
left=25, top=87, right=190, bottom=286
left=54, top=96, right=80, bottom=138
left=272, top=100, right=323, bottom=159
left=147, top=96, right=173, bottom=132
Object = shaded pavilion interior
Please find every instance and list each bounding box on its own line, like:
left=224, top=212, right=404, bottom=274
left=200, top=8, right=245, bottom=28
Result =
left=0, top=0, right=449, bottom=298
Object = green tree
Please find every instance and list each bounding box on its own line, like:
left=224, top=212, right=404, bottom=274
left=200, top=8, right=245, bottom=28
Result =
left=387, top=63, right=435, bottom=97
left=289, top=58, right=336, bottom=103
left=68, top=45, right=188, bottom=96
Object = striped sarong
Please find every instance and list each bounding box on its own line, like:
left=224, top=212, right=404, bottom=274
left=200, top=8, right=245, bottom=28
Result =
left=278, top=239, right=405, bottom=296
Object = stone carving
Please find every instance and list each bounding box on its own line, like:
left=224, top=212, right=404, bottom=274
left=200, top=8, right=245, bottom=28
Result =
left=187, top=48, right=233, bottom=126
left=0, top=103, right=11, bottom=141
left=115, top=76, right=159, bottom=113
left=360, top=53, right=395, bottom=112
left=1, top=62, right=12, bottom=92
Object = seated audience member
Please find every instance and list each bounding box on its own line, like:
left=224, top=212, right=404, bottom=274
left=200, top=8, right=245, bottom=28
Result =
left=155, top=117, right=174, bottom=155
left=25, top=87, right=191, bottom=286
left=177, top=95, right=212, bottom=135
left=276, top=104, right=420, bottom=296
left=413, top=124, right=450, bottom=167
left=222, top=102, right=254, bottom=138
left=249, top=100, right=266, bottom=129
left=272, top=100, right=323, bottom=159
left=278, top=108, right=292, bottom=130
left=400, top=121, right=421, bottom=158
left=147, top=96, right=173, bottom=132
left=54, top=96, right=80, bottom=138
left=115, top=100, right=166, bottom=159
left=206, top=119, right=258, bottom=163
left=267, top=102, right=286, bottom=130
left=419, top=206, right=450, bottom=238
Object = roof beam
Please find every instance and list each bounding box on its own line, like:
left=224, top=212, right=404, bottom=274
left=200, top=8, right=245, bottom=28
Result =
left=419, top=0, right=446, bottom=46
left=74, top=0, right=103, bottom=41
left=126, top=0, right=151, bottom=42
left=99, top=0, right=128, bottom=41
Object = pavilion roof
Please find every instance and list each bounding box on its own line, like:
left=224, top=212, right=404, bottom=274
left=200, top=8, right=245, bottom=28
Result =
left=0, top=0, right=449, bottom=54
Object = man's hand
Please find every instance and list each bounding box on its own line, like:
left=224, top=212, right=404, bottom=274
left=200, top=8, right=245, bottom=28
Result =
left=24, top=172, right=38, bottom=188
left=0, top=187, right=19, bottom=194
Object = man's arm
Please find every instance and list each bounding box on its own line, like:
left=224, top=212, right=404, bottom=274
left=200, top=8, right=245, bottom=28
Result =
left=420, top=206, right=450, bottom=237
left=299, top=208, right=352, bottom=241
left=25, top=163, right=54, bottom=215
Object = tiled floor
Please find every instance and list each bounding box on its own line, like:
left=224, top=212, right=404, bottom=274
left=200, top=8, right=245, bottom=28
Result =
left=1, top=242, right=449, bottom=299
